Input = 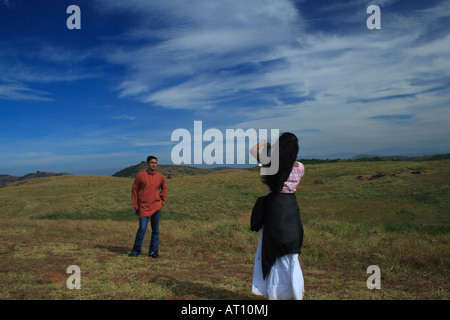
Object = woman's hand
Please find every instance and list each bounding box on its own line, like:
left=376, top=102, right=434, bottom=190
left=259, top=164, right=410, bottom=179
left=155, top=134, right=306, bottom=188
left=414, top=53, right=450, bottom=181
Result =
left=250, top=140, right=270, bottom=165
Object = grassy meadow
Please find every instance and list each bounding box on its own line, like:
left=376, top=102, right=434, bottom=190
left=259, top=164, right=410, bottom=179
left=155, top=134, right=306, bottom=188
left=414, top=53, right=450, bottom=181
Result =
left=0, top=160, right=449, bottom=300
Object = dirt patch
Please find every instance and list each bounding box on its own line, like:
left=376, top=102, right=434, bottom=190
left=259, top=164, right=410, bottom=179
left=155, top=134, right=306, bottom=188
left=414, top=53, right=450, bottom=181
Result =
left=239, top=211, right=252, bottom=223
left=396, top=170, right=425, bottom=176
left=0, top=243, right=16, bottom=255
left=356, top=170, right=425, bottom=180
left=40, top=269, right=68, bottom=284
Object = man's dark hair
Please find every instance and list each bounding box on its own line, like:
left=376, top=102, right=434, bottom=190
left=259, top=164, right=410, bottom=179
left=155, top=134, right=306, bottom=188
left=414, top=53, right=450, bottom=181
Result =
left=147, top=155, right=158, bottom=163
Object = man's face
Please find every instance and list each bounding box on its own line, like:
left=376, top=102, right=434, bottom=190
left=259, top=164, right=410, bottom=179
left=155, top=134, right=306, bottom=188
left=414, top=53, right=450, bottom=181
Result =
left=147, top=159, right=158, bottom=171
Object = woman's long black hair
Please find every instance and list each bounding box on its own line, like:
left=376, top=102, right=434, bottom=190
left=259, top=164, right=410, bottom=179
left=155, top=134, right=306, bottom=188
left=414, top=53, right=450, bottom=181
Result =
left=261, top=132, right=299, bottom=193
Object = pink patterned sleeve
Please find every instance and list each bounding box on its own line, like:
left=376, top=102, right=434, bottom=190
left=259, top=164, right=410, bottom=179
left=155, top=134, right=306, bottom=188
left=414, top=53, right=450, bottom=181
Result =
left=281, top=162, right=305, bottom=193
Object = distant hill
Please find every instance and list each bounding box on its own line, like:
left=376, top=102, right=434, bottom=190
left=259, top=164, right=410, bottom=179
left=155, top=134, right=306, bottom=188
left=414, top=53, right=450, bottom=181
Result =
left=0, top=171, right=71, bottom=187
left=114, top=153, right=450, bottom=177
left=351, top=153, right=450, bottom=162
left=299, top=153, right=450, bottom=164
left=112, top=162, right=234, bottom=179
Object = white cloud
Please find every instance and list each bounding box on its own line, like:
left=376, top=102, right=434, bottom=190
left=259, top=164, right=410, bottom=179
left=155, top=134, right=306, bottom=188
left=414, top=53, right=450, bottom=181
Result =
left=101, top=0, right=302, bottom=109
left=1, top=0, right=12, bottom=8
left=0, top=83, right=53, bottom=101
left=0, top=40, right=103, bottom=102
left=101, top=1, right=447, bottom=113
left=96, top=0, right=450, bottom=157
left=2, top=0, right=449, bottom=175
left=112, top=114, right=136, bottom=121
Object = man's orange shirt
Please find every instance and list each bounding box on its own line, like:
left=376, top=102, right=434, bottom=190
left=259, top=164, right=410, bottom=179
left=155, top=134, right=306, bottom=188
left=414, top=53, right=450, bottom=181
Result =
left=132, top=170, right=167, bottom=217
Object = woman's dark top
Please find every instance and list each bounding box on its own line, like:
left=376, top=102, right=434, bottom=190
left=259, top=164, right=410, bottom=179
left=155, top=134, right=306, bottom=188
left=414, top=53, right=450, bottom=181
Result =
left=251, top=192, right=304, bottom=279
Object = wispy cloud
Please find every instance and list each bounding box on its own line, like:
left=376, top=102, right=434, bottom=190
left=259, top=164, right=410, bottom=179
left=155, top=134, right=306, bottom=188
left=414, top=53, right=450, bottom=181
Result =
left=0, top=40, right=103, bottom=102
left=112, top=114, right=136, bottom=121
left=369, top=114, right=415, bottom=121
left=0, top=83, right=53, bottom=101
left=100, top=0, right=302, bottom=110
left=0, top=151, right=141, bottom=175
left=94, top=0, right=450, bottom=158
left=1, top=0, right=13, bottom=9
left=1, top=1, right=449, bottom=175
left=100, top=0, right=450, bottom=116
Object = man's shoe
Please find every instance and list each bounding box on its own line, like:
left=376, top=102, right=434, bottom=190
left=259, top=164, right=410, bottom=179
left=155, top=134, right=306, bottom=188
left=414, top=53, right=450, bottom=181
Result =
left=151, top=252, right=160, bottom=258
left=128, top=252, right=139, bottom=257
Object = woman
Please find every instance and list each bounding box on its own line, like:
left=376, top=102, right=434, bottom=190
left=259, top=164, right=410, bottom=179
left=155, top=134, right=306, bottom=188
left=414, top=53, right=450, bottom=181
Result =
left=250, top=132, right=305, bottom=300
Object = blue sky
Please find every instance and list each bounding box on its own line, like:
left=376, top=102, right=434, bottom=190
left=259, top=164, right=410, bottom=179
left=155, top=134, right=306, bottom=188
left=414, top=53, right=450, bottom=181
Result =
left=1, top=0, right=449, bottom=176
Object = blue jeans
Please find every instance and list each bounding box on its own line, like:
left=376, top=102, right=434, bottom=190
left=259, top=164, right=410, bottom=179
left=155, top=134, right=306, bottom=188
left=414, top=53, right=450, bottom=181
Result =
left=131, top=210, right=160, bottom=256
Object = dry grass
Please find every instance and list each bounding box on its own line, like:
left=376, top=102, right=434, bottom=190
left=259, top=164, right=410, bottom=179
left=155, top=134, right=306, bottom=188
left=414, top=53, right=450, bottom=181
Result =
left=0, top=160, right=449, bottom=299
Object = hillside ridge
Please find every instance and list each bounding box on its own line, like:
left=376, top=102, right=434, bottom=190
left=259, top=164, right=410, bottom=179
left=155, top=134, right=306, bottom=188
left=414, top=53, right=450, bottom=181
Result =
left=2, top=153, right=448, bottom=185
left=0, top=171, right=71, bottom=187
left=112, top=162, right=237, bottom=179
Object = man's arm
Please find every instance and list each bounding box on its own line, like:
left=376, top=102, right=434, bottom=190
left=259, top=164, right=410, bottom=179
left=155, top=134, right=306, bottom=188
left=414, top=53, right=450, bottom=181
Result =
left=160, top=176, right=167, bottom=206
left=131, top=175, right=140, bottom=214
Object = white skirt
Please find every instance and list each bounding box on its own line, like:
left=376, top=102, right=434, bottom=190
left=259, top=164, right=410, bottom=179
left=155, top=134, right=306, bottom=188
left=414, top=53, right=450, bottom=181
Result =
left=252, top=228, right=304, bottom=300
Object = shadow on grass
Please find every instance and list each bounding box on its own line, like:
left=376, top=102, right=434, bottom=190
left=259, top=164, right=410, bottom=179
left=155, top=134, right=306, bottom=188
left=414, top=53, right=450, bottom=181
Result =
left=147, top=275, right=263, bottom=300
left=31, top=209, right=199, bottom=222
left=95, top=244, right=130, bottom=255
left=92, top=245, right=261, bottom=300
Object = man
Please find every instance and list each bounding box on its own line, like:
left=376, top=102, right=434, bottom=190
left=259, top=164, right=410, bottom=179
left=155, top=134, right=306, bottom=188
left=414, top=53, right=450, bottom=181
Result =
left=129, top=156, right=167, bottom=258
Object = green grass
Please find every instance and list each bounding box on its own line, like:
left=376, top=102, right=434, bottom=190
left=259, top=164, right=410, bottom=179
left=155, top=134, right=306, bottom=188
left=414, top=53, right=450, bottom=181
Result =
left=0, top=160, right=449, bottom=300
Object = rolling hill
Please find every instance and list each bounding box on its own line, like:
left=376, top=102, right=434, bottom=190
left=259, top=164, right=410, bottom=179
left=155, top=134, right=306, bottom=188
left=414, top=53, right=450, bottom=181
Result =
left=113, top=153, right=450, bottom=178
left=111, top=161, right=235, bottom=178
left=0, top=159, right=448, bottom=300
left=0, top=171, right=71, bottom=187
